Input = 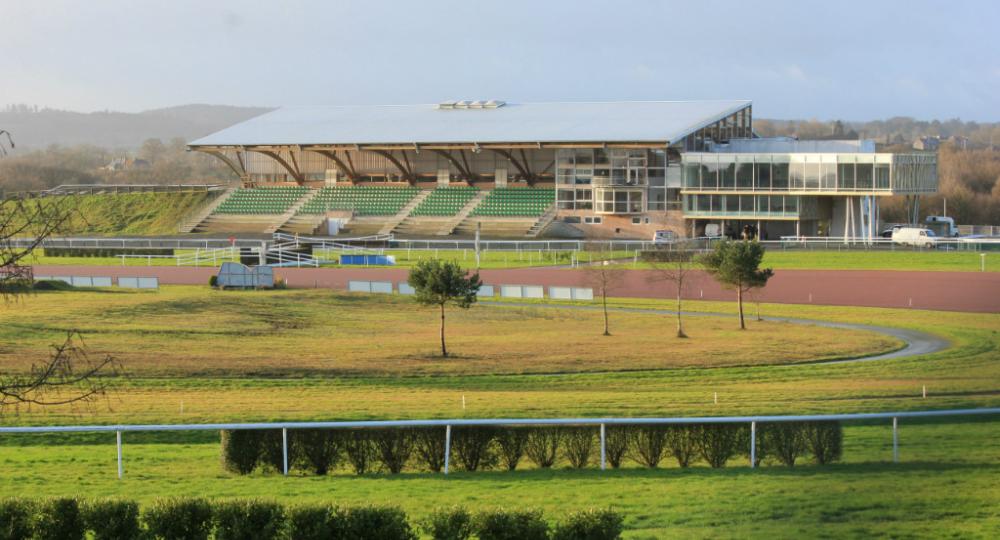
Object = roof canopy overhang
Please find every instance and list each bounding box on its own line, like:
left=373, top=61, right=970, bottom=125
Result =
left=188, top=100, right=752, bottom=150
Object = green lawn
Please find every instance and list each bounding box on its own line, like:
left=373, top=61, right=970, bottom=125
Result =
left=761, top=249, right=996, bottom=272
left=1, top=287, right=998, bottom=537
left=2, top=420, right=998, bottom=538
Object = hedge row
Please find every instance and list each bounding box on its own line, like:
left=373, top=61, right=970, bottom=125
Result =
left=221, top=422, right=842, bottom=475
left=0, top=498, right=623, bottom=540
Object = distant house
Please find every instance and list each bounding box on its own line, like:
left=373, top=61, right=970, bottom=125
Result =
left=946, top=135, right=969, bottom=150
left=102, top=157, right=152, bottom=171
left=913, top=136, right=940, bottom=151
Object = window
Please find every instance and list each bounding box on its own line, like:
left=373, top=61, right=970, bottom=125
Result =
left=632, top=217, right=642, bottom=224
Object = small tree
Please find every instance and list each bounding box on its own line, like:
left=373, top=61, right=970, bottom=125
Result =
left=698, top=240, right=773, bottom=330
left=583, top=257, right=624, bottom=337
left=644, top=250, right=697, bottom=338
left=408, top=259, right=482, bottom=357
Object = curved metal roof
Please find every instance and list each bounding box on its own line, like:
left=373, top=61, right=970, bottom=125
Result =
left=189, top=100, right=751, bottom=147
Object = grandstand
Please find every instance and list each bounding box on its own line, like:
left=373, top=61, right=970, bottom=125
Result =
left=188, top=99, right=938, bottom=240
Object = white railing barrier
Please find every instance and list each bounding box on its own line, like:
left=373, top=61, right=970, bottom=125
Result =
left=2, top=408, right=997, bottom=480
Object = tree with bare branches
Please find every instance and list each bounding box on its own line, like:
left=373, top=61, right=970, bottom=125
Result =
left=644, top=249, right=698, bottom=338
left=0, top=139, right=122, bottom=411
left=0, top=331, right=121, bottom=412
left=583, top=254, right=625, bottom=336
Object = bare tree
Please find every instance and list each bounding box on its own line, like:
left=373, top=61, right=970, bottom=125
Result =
left=584, top=256, right=624, bottom=337
left=0, top=159, right=122, bottom=410
left=645, top=249, right=697, bottom=338
left=0, top=196, right=77, bottom=299
left=1, top=331, right=121, bottom=412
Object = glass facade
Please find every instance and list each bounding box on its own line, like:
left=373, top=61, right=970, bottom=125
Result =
left=556, top=148, right=674, bottom=213
left=682, top=153, right=936, bottom=194
left=683, top=194, right=801, bottom=218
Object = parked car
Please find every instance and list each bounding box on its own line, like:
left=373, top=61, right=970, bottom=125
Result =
left=652, top=230, right=676, bottom=244
left=892, top=227, right=937, bottom=247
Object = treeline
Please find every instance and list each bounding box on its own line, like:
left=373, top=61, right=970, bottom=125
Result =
left=880, top=145, right=1000, bottom=225
left=0, top=138, right=234, bottom=193
left=755, top=117, right=1000, bottom=148
left=0, top=498, right=623, bottom=540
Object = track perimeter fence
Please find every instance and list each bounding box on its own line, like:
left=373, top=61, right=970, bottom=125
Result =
left=1, top=407, right=997, bottom=479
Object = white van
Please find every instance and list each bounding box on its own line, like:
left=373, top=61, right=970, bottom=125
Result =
left=892, top=227, right=937, bottom=247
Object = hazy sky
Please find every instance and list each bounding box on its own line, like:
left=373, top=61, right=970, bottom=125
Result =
left=3, top=0, right=999, bottom=120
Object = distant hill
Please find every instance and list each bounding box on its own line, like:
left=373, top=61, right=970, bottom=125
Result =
left=0, top=104, right=274, bottom=150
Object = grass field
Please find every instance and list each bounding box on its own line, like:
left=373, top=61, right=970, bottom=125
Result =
left=1, top=287, right=998, bottom=537
left=2, top=420, right=998, bottom=538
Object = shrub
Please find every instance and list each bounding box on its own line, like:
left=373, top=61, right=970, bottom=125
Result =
left=422, top=506, right=474, bottom=540
left=292, top=429, right=341, bottom=475
left=629, top=425, right=668, bottom=468
left=495, top=427, right=529, bottom=471
left=525, top=428, right=561, bottom=469
left=340, top=429, right=379, bottom=475
left=696, top=424, right=743, bottom=468
left=32, top=497, right=84, bottom=540
left=803, top=421, right=843, bottom=465
left=344, top=505, right=417, bottom=540
left=665, top=425, right=699, bottom=468
left=603, top=427, right=629, bottom=469
left=287, top=504, right=349, bottom=540
left=143, top=498, right=214, bottom=540
left=0, top=498, right=34, bottom=540
left=82, top=499, right=141, bottom=540
left=259, top=429, right=288, bottom=473
left=451, top=427, right=497, bottom=472
left=209, top=275, right=219, bottom=287
left=563, top=427, right=596, bottom=469
left=372, top=428, right=415, bottom=474
left=552, top=508, right=624, bottom=540
left=763, top=422, right=807, bottom=467
left=413, top=427, right=447, bottom=472
left=221, top=429, right=262, bottom=474
left=213, top=499, right=286, bottom=540
left=474, top=508, right=548, bottom=540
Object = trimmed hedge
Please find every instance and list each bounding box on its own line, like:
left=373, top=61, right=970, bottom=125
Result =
left=213, top=499, right=286, bottom=540
left=32, top=497, right=84, bottom=540
left=218, top=422, right=843, bottom=475
left=143, top=498, right=214, bottom=540
left=474, top=508, right=548, bottom=540
left=553, top=508, right=625, bottom=540
left=82, top=499, right=141, bottom=540
left=423, top=506, right=474, bottom=540
left=4, top=498, right=619, bottom=540
left=0, top=498, right=33, bottom=540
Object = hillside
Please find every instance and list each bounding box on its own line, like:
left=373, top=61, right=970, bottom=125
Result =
left=0, top=104, right=273, bottom=150
left=6, top=191, right=216, bottom=236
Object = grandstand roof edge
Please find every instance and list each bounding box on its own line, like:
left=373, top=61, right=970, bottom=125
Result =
left=187, top=99, right=752, bottom=148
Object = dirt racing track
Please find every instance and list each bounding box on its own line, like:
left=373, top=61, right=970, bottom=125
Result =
left=32, top=265, right=1000, bottom=313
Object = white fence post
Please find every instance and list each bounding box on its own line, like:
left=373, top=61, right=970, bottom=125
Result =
left=892, top=417, right=899, bottom=463
left=750, top=421, right=756, bottom=468
left=600, top=423, right=606, bottom=471
left=282, top=428, right=289, bottom=476
left=116, top=430, right=123, bottom=479
left=444, top=425, right=451, bottom=475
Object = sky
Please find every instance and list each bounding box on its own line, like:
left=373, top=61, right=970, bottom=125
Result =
left=2, top=0, right=999, bottom=121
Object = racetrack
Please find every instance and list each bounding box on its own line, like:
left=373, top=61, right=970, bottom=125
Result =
left=32, top=264, right=1000, bottom=313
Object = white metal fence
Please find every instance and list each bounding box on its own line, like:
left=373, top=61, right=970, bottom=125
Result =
left=1, top=408, right=996, bottom=479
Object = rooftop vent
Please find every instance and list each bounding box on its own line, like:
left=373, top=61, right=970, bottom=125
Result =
left=437, top=100, right=505, bottom=110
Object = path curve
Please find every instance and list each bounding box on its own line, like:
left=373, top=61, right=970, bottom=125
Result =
left=482, top=301, right=950, bottom=366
